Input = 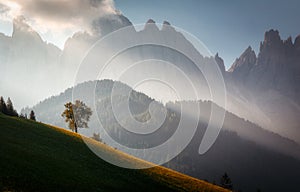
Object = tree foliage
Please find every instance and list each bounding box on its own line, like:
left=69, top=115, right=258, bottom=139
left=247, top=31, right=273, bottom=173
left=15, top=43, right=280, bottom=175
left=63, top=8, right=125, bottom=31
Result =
left=61, top=100, right=92, bottom=133
left=220, top=172, right=233, bottom=190
left=19, top=113, right=28, bottom=119
left=30, top=110, right=36, bottom=121
left=0, top=96, right=18, bottom=117
left=0, top=96, right=7, bottom=114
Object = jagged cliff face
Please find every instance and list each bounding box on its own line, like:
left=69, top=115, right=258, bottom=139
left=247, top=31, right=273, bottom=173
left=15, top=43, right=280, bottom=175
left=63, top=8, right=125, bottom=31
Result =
left=253, top=30, right=300, bottom=102
left=227, top=29, right=300, bottom=143
left=229, top=29, right=300, bottom=103
left=214, top=53, right=226, bottom=74
left=0, top=14, right=132, bottom=109
left=228, top=46, right=257, bottom=82
left=0, top=17, right=62, bottom=109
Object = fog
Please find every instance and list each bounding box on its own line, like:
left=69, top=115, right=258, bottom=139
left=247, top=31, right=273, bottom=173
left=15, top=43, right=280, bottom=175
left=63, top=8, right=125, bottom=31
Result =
left=1, top=16, right=299, bottom=149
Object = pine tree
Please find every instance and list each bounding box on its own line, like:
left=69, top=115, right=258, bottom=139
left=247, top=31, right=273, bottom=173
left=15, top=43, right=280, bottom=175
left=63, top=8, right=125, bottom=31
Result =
left=6, top=97, right=13, bottom=115
left=29, top=110, right=36, bottom=121
left=6, top=97, right=18, bottom=117
left=0, top=96, right=7, bottom=114
left=19, top=113, right=25, bottom=118
left=220, top=172, right=233, bottom=190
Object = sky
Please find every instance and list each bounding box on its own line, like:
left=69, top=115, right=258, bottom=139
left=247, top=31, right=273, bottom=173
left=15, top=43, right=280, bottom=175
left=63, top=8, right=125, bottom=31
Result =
left=0, top=0, right=300, bottom=68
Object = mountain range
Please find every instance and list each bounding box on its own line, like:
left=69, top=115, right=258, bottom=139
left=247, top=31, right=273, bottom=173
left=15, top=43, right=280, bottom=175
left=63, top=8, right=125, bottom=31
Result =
left=1, top=13, right=300, bottom=192
left=2, top=15, right=299, bottom=144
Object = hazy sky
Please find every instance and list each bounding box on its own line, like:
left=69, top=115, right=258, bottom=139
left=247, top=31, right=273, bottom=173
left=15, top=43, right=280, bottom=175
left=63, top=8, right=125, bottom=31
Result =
left=0, top=0, right=299, bottom=68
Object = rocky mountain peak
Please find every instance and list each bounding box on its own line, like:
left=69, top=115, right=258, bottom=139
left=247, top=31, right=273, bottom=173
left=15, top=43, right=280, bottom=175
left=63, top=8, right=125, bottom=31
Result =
left=228, top=46, right=256, bottom=72
left=228, top=46, right=256, bottom=82
left=214, top=53, right=225, bottom=73
left=294, top=35, right=300, bottom=49
left=146, top=19, right=156, bottom=24
left=264, top=29, right=281, bottom=44
left=161, top=20, right=175, bottom=32
left=91, top=14, right=132, bottom=36
left=228, top=29, right=300, bottom=106
left=283, top=36, right=293, bottom=50
left=13, top=16, right=32, bottom=33
left=259, top=29, right=284, bottom=53
left=163, top=21, right=171, bottom=25
left=244, top=46, right=255, bottom=55
left=12, top=16, right=43, bottom=43
left=144, top=19, right=159, bottom=31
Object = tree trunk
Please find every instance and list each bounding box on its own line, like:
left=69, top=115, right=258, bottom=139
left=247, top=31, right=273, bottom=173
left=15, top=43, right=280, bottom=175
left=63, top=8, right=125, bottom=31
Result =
left=74, top=122, right=78, bottom=133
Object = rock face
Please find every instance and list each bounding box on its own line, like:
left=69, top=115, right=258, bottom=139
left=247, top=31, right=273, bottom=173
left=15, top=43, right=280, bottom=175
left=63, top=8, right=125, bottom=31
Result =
left=91, top=14, right=132, bottom=36
left=250, top=30, right=299, bottom=99
left=0, top=14, right=132, bottom=109
left=229, top=29, right=300, bottom=102
left=0, top=17, right=61, bottom=109
left=228, top=29, right=300, bottom=143
left=215, top=53, right=226, bottom=74
left=228, top=46, right=256, bottom=82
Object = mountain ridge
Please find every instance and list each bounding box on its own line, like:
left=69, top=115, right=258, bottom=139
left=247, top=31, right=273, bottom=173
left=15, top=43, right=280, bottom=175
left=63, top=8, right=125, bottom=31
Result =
left=21, top=79, right=300, bottom=192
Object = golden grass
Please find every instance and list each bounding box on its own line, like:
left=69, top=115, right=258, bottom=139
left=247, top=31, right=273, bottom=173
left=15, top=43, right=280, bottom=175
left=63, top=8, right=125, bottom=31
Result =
left=43, top=122, right=230, bottom=192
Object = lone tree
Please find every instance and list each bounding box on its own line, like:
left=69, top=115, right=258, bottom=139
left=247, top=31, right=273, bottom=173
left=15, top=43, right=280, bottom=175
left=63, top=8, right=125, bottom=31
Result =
left=220, top=172, right=233, bottom=190
left=61, top=100, right=92, bottom=133
left=29, top=110, right=36, bottom=121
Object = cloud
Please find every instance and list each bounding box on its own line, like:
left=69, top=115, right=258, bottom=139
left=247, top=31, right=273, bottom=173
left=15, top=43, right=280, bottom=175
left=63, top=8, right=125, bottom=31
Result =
left=0, top=2, right=19, bottom=21
left=0, top=3, right=10, bottom=14
left=0, top=0, right=117, bottom=24
left=0, top=0, right=119, bottom=47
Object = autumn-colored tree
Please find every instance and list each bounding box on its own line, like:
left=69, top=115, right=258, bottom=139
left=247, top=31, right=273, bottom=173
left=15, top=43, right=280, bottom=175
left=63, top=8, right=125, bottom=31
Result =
left=61, top=100, right=92, bottom=133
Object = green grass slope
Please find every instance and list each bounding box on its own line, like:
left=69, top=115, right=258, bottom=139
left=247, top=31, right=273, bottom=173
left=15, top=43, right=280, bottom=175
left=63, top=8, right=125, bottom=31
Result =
left=0, top=113, right=229, bottom=192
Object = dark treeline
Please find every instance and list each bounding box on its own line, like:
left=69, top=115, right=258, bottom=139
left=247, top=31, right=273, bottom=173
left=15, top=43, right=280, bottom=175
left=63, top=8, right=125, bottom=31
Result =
left=0, top=96, right=36, bottom=121
left=0, top=96, right=18, bottom=117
